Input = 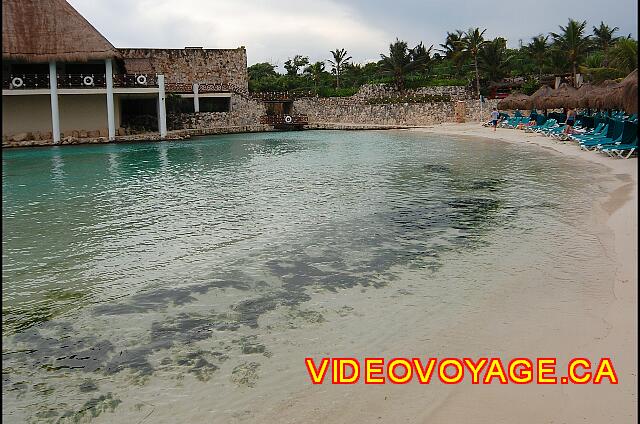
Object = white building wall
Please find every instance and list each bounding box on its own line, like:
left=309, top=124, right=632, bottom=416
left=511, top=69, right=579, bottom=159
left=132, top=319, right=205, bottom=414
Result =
left=2, top=94, right=121, bottom=137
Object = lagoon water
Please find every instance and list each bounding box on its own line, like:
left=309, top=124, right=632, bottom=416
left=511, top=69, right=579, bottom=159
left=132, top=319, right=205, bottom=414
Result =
left=2, top=131, right=616, bottom=422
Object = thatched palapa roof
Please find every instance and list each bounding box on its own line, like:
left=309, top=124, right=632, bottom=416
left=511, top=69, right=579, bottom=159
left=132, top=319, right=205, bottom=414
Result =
left=497, top=93, right=530, bottom=110
left=593, top=80, right=621, bottom=110
left=620, top=69, right=637, bottom=114
left=528, top=85, right=553, bottom=109
left=576, top=83, right=596, bottom=108
left=540, top=83, right=578, bottom=109
left=2, top=0, right=120, bottom=63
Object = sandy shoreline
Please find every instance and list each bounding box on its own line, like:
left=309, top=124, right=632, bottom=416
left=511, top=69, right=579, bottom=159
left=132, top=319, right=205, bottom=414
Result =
left=407, top=122, right=637, bottom=422
left=262, top=124, right=638, bottom=423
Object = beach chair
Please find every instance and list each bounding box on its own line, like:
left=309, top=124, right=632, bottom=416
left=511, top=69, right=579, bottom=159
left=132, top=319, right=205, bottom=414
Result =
left=594, top=122, right=638, bottom=155
left=579, top=120, right=625, bottom=150
left=527, top=119, right=555, bottom=133
left=599, top=137, right=637, bottom=159
left=572, top=120, right=610, bottom=142
left=569, top=123, right=605, bottom=142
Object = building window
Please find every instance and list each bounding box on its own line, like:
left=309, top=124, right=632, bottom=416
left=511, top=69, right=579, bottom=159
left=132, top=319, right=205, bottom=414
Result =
left=200, top=97, right=230, bottom=112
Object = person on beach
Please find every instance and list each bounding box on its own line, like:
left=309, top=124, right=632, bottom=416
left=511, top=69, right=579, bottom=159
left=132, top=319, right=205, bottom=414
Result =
left=516, top=119, right=536, bottom=130
left=563, top=107, right=577, bottom=134
left=490, top=108, right=500, bottom=131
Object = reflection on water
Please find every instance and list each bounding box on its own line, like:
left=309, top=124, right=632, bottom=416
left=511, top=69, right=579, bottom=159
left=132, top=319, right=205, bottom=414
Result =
left=2, top=131, right=611, bottom=422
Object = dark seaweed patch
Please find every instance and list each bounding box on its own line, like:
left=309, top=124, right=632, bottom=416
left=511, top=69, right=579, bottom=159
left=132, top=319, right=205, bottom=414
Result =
left=92, top=280, right=250, bottom=316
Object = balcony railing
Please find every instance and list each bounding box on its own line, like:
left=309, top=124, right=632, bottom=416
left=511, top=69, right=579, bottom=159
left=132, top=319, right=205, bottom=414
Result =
left=113, top=74, right=158, bottom=88
left=251, top=91, right=315, bottom=102
left=164, top=82, right=244, bottom=94
left=3, top=73, right=159, bottom=90
left=260, top=114, right=309, bottom=126
left=3, top=74, right=50, bottom=89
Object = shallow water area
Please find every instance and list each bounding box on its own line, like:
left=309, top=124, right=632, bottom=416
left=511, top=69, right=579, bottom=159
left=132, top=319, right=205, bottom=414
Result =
left=2, top=130, right=618, bottom=423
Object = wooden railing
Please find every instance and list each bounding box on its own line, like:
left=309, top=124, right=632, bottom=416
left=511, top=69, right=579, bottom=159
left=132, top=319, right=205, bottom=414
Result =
left=260, top=114, right=309, bottom=126
left=251, top=91, right=315, bottom=101
left=164, top=82, right=243, bottom=93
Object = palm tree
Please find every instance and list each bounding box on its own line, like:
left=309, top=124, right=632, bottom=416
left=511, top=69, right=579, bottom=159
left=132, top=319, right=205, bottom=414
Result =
left=592, top=22, right=620, bottom=67
left=478, top=38, right=513, bottom=83
left=438, top=30, right=465, bottom=75
left=550, top=19, right=591, bottom=85
left=379, top=39, right=423, bottom=91
left=328, top=48, right=352, bottom=89
left=460, top=27, right=487, bottom=97
left=527, top=35, right=548, bottom=80
left=304, top=61, right=326, bottom=91
left=438, top=30, right=464, bottom=57
left=609, top=38, right=638, bottom=73
left=410, top=42, right=433, bottom=74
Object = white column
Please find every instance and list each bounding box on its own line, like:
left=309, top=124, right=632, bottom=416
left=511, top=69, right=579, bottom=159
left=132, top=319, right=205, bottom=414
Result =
left=49, top=61, right=60, bottom=143
left=158, top=74, right=167, bottom=138
left=193, top=83, right=200, bottom=113
left=105, top=59, right=116, bottom=140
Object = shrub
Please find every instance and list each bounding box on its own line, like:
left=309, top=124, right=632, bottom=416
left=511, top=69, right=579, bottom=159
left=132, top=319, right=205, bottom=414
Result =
left=580, top=67, right=627, bottom=83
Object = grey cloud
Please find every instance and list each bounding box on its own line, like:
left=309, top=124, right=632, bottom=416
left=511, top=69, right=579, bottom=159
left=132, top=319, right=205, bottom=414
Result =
left=69, top=0, right=637, bottom=66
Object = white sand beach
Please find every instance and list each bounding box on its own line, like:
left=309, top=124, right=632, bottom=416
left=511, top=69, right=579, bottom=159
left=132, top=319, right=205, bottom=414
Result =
left=399, top=122, right=638, bottom=423
left=248, top=124, right=638, bottom=424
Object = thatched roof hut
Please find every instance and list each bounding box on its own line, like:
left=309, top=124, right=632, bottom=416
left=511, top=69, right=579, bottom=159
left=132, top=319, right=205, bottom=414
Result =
left=576, top=83, right=596, bottom=108
left=497, top=93, right=530, bottom=110
left=593, top=80, right=621, bottom=110
left=621, top=69, right=637, bottom=114
left=528, top=85, right=554, bottom=109
left=541, top=83, right=578, bottom=109
left=2, top=0, right=120, bottom=63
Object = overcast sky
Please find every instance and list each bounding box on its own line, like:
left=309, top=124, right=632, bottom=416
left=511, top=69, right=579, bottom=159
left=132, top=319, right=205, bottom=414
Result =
left=69, top=0, right=637, bottom=70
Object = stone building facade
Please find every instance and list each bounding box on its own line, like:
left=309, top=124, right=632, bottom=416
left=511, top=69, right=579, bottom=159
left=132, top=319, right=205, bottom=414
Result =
left=168, top=93, right=265, bottom=130
left=119, top=47, right=248, bottom=92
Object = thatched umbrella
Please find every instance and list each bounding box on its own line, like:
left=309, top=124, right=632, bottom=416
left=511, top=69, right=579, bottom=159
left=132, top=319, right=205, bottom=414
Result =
left=2, top=0, right=121, bottom=63
left=540, top=83, right=578, bottom=109
left=621, top=69, right=637, bottom=114
left=497, top=93, right=530, bottom=110
left=576, top=83, right=597, bottom=108
left=528, top=85, right=554, bottom=110
left=593, top=80, right=621, bottom=110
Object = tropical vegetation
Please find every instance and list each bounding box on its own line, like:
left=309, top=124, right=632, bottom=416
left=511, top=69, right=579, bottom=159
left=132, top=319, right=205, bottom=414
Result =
left=246, top=18, right=637, bottom=97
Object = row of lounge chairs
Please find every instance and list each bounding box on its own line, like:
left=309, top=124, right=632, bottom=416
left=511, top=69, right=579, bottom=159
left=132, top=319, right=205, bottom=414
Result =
left=489, top=112, right=638, bottom=159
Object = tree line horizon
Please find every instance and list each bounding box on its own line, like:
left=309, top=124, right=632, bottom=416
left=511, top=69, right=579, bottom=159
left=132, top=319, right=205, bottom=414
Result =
left=247, top=18, right=638, bottom=97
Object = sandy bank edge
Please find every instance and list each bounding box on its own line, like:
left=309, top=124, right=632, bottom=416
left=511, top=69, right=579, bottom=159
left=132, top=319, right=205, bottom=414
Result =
left=412, top=122, right=637, bottom=418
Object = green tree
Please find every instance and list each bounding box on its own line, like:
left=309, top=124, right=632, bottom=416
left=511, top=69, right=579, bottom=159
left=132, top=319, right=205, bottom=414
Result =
left=584, top=52, right=605, bottom=68
left=304, top=61, right=326, bottom=90
left=328, top=48, right=352, bottom=89
left=550, top=19, right=592, bottom=84
left=411, top=42, right=433, bottom=74
left=609, top=38, right=638, bottom=73
left=592, top=22, right=620, bottom=67
left=438, top=30, right=464, bottom=58
left=438, top=30, right=466, bottom=75
left=283, top=55, right=309, bottom=76
left=247, top=62, right=277, bottom=81
left=526, top=35, right=548, bottom=80
left=460, top=27, right=487, bottom=97
left=478, top=37, right=513, bottom=82
left=380, top=39, right=426, bottom=90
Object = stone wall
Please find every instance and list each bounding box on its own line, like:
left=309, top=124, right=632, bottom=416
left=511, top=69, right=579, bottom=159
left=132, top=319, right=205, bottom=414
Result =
left=349, top=83, right=469, bottom=101
left=119, top=47, right=248, bottom=91
left=292, top=84, right=498, bottom=126
left=168, top=94, right=266, bottom=130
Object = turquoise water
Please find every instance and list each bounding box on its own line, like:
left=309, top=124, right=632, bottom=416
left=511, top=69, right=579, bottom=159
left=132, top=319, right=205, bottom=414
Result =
left=2, top=131, right=612, bottom=422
